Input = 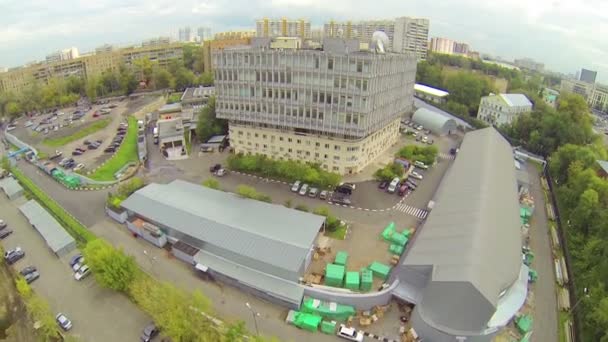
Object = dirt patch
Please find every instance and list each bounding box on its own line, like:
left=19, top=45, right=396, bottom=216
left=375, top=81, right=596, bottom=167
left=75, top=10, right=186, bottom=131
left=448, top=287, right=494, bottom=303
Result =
left=0, top=262, right=38, bottom=341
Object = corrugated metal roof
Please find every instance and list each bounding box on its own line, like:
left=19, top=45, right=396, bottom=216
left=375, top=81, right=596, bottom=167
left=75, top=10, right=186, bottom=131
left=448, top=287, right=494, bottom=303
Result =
left=499, top=94, right=532, bottom=107
left=194, top=250, right=304, bottom=306
left=0, top=177, right=23, bottom=198
left=414, top=84, right=449, bottom=97
left=121, top=180, right=325, bottom=273
left=412, top=108, right=457, bottom=135
left=403, top=127, right=521, bottom=307
left=19, top=200, right=75, bottom=254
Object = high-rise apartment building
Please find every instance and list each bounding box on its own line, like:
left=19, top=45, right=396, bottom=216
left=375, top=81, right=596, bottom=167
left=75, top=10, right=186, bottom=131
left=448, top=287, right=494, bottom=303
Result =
left=45, top=47, right=79, bottom=63
left=197, top=27, right=212, bottom=42
left=324, top=20, right=395, bottom=50
left=179, top=26, right=194, bottom=42
left=453, top=42, right=470, bottom=55
left=95, top=44, right=114, bottom=54
left=256, top=18, right=311, bottom=39
left=429, top=37, right=470, bottom=56
left=213, top=37, right=416, bottom=175
left=580, top=68, right=597, bottom=84
left=561, top=78, right=608, bottom=113
left=393, top=17, right=429, bottom=60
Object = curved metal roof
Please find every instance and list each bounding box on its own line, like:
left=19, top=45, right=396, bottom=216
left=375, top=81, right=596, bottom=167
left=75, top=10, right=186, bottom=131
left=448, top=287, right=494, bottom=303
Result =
left=412, top=108, right=457, bottom=135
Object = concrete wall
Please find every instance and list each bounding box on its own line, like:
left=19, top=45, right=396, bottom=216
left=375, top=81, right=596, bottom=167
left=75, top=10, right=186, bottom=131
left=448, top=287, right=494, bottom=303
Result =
left=56, top=240, right=78, bottom=258
left=106, top=207, right=128, bottom=223
left=172, top=246, right=196, bottom=265
left=302, top=279, right=398, bottom=310
left=410, top=307, right=498, bottom=342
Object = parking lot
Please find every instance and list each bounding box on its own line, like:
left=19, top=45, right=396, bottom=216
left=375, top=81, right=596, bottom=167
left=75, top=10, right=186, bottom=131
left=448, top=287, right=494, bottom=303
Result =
left=0, top=195, right=150, bottom=341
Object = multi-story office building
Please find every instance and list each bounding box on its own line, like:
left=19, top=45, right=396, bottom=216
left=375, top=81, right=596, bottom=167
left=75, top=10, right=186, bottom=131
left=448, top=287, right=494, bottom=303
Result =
left=213, top=37, right=416, bottom=175
left=324, top=20, right=395, bottom=50
left=256, top=18, right=311, bottom=39
left=561, top=78, right=608, bottom=113
left=0, top=43, right=183, bottom=93
left=580, top=68, right=597, bottom=83
left=197, top=27, right=212, bottom=42
left=45, top=47, right=79, bottom=63
left=179, top=26, right=195, bottom=42
left=393, top=17, right=429, bottom=60
left=202, top=35, right=253, bottom=73
left=513, top=58, right=544, bottom=72
left=477, top=93, right=533, bottom=126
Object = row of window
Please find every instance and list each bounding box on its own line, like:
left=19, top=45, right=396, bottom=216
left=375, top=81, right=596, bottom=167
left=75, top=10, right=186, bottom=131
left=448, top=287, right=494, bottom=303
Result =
left=234, top=130, right=361, bottom=151
left=216, top=53, right=373, bottom=73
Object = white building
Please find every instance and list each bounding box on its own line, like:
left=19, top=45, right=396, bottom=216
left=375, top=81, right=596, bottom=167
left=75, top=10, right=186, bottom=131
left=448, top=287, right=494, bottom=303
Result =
left=45, top=47, right=79, bottom=63
left=477, top=94, right=533, bottom=126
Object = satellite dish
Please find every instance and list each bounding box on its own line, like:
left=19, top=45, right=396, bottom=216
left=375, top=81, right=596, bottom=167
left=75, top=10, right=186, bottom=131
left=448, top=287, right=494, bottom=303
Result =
left=371, top=31, right=389, bottom=53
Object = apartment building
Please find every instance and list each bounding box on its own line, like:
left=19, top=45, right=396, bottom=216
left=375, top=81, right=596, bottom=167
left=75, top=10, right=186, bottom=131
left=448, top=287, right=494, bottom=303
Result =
left=324, top=20, right=395, bottom=50
left=477, top=93, right=533, bottom=126
left=256, top=18, right=311, bottom=39
left=0, top=43, right=183, bottom=93
left=46, top=47, right=79, bottom=63
left=561, top=78, right=608, bottom=113
left=213, top=37, right=416, bottom=175
left=429, top=37, right=470, bottom=56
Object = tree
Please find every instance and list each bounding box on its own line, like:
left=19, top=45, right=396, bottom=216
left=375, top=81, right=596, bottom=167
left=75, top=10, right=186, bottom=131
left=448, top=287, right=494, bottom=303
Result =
left=83, top=239, right=138, bottom=292
left=174, top=67, right=196, bottom=90
left=294, top=204, right=309, bottom=212
left=25, top=294, right=60, bottom=340
left=195, top=97, right=227, bottom=142
left=374, top=162, right=404, bottom=182
left=198, top=72, right=214, bottom=86
left=202, top=178, right=220, bottom=190
left=152, top=68, right=174, bottom=90
left=313, top=206, right=342, bottom=232
left=117, top=177, right=145, bottom=198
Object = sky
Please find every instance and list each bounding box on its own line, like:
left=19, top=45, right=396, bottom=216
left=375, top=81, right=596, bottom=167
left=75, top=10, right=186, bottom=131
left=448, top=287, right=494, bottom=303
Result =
left=1, top=0, right=607, bottom=82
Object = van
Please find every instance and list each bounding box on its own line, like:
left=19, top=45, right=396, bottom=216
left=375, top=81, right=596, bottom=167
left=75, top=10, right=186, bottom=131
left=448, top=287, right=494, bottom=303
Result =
left=387, top=177, right=400, bottom=193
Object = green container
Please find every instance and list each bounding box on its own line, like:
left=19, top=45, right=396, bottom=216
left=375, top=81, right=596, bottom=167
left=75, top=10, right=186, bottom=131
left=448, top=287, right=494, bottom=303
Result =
left=389, top=244, right=404, bottom=255
left=360, top=269, right=373, bottom=291
left=390, top=232, right=408, bottom=247
left=325, top=264, right=345, bottom=287
left=381, top=222, right=396, bottom=241
left=369, top=262, right=391, bottom=280
left=301, top=298, right=356, bottom=321
left=321, top=320, right=337, bottom=334
left=293, top=312, right=322, bottom=332
left=345, top=272, right=360, bottom=291
left=335, top=251, right=349, bottom=266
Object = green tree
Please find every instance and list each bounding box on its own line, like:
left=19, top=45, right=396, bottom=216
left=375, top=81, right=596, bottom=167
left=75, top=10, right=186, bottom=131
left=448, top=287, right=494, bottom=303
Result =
left=202, top=178, right=220, bottom=189
left=294, top=204, right=309, bottom=212
left=198, top=72, right=214, bottom=86
left=195, top=96, right=226, bottom=142
left=152, top=68, right=174, bottom=90
left=374, top=162, right=404, bottom=182
left=83, top=239, right=138, bottom=292
left=25, top=294, right=60, bottom=340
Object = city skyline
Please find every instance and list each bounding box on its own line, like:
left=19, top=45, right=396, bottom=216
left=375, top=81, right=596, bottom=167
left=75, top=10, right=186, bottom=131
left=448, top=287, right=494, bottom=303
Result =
left=1, top=0, right=607, bottom=82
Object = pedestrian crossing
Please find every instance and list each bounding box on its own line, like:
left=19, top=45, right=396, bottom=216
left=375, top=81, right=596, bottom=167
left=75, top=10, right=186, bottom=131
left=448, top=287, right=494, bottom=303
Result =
left=438, top=152, right=456, bottom=160
left=394, top=203, right=428, bottom=219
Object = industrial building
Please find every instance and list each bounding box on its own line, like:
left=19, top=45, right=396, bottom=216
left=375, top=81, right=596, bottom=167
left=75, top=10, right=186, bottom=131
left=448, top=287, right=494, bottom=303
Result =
left=0, top=177, right=24, bottom=200
left=393, top=128, right=526, bottom=341
left=213, top=36, right=416, bottom=175
left=476, top=93, right=533, bottom=126
left=19, top=200, right=77, bottom=257
left=411, top=108, right=457, bottom=136
left=414, top=83, right=449, bottom=104
left=120, top=180, right=325, bottom=308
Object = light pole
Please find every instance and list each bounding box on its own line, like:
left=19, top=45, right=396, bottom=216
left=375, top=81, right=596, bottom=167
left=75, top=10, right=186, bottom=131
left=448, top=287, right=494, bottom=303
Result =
left=245, top=302, right=260, bottom=336
left=143, top=250, right=157, bottom=276
left=570, top=287, right=589, bottom=313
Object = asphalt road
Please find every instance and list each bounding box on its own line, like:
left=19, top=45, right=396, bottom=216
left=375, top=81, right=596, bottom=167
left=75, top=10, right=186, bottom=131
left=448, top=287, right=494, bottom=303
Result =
left=0, top=195, right=149, bottom=342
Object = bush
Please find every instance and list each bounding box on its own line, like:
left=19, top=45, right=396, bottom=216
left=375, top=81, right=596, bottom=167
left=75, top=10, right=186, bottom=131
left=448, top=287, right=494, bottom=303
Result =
left=202, top=178, right=220, bottom=190
left=83, top=239, right=138, bottom=292
left=236, top=185, right=272, bottom=203
left=396, top=145, right=438, bottom=165
left=227, top=154, right=341, bottom=188
left=294, top=204, right=309, bottom=212
left=374, top=162, right=404, bottom=182
left=313, top=206, right=342, bottom=232
left=14, top=278, right=60, bottom=340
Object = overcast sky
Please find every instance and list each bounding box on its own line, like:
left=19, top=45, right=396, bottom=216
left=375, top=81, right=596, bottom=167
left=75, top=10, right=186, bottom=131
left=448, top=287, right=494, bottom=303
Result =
left=1, top=0, right=607, bottom=82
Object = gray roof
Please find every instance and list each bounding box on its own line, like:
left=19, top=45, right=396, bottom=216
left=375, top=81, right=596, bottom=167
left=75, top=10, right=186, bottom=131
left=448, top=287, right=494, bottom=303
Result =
left=158, top=103, right=182, bottom=114
left=499, top=94, right=533, bottom=107
left=401, top=127, right=521, bottom=332
left=157, top=119, right=184, bottom=139
left=194, top=250, right=304, bottom=306
left=19, top=200, right=76, bottom=254
left=206, top=135, right=227, bottom=144
left=0, top=177, right=23, bottom=198
left=412, top=108, right=457, bottom=135
left=597, top=160, right=608, bottom=174
left=414, top=98, right=472, bottom=129
left=121, top=180, right=325, bottom=273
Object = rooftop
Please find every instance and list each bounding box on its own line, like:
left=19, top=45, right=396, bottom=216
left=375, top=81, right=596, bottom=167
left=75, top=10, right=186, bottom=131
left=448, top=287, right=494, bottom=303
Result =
left=597, top=160, right=608, bottom=174
left=158, top=103, right=182, bottom=114
left=120, top=180, right=325, bottom=273
left=157, top=119, right=184, bottom=139
left=499, top=93, right=533, bottom=107
left=18, top=200, right=75, bottom=254
left=0, top=177, right=23, bottom=198
left=414, top=83, right=449, bottom=97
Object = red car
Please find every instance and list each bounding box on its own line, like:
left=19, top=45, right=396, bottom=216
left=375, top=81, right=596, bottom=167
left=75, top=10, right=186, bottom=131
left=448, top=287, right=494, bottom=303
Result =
left=92, top=112, right=101, bottom=118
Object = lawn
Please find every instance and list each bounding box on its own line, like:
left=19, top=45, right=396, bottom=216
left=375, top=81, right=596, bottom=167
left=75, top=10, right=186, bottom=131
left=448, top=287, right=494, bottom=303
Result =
left=324, top=224, right=347, bottom=240
left=87, top=116, right=139, bottom=181
left=43, top=118, right=111, bottom=147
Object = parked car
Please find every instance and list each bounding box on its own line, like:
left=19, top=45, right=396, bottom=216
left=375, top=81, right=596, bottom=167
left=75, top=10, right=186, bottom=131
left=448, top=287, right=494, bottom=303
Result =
left=421, top=136, right=428, bottom=143
left=337, top=324, right=364, bottom=342
left=73, top=164, right=85, bottom=172
left=330, top=193, right=351, bottom=205
left=87, top=142, right=99, bottom=150
left=0, top=220, right=6, bottom=229
left=74, top=265, right=90, bottom=280
left=387, top=177, right=400, bottom=193
left=104, top=147, right=116, bottom=153
left=427, top=138, right=434, bottom=145
left=410, top=171, right=423, bottom=180
left=83, top=140, right=92, bottom=146
left=319, top=190, right=329, bottom=200
left=56, top=313, right=73, bottom=331
left=298, top=184, right=309, bottom=196
left=69, top=254, right=83, bottom=268
left=209, top=164, right=222, bottom=173
left=398, top=184, right=409, bottom=197
left=308, top=187, right=318, bottom=198
left=415, top=135, right=422, bottom=142
left=24, top=270, right=40, bottom=284
left=20, top=266, right=37, bottom=276
left=414, top=161, right=429, bottom=170
left=291, top=180, right=301, bottom=192
left=214, top=168, right=227, bottom=177
left=6, top=125, right=16, bottom=131
left=4, top=247, right=25, bottom=265
left=378, top=181, right=388, bottom=190
left=24, top=121, right=34, bottom=128
left=72, top=259, right=85, bottom=272
left=449, top=148, right=459, bottom=155
left=140, top=323, right=159, bottom=342
left=49, top=150, right=63, bottom=160
left=0, top=229, right=13, bottom=239
left=72, top=150, right=83, bottom=156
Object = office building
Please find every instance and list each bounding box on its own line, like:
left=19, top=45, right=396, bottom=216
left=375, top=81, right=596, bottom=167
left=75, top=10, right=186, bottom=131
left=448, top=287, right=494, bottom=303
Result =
left=256, top=18, right=310, bottom=39
left=179, top=26, right=194, bottom=42
left=213, top=37, right=416, bottom=175
left=202, top=35, right=253, bottom=73
left=324, top=20, right=395, bottom=50
left=45, top=47, right=79, bottom=63
left=561, top=78, right=608, bottom=113
left=477, top=93, right=533, bottom=126
left=514, top=58, right=544, bottom=72
left=580, top=68, right=597, bottom=83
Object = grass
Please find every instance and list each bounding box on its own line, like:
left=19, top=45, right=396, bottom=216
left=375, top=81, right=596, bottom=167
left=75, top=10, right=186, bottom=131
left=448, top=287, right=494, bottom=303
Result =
left=324, top=224, right=347, bottom=240
left=42, top=118, right=111, bottom=147
left=558, top=311, right=571, bottom=342
left=184, top=131, right=192, bottom=155
left=87, top=116, right=139, bottom=181
left=10, top=168, right=97, bottom=244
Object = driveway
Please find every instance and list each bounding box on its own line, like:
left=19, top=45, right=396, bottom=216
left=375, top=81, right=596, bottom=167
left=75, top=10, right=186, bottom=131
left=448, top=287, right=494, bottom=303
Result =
left=0, top=195, right=150, bottom=342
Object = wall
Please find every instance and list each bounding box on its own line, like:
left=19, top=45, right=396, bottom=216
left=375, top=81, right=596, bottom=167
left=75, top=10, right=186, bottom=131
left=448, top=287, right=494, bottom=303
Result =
left=172, top=246, right=196, bottom=265
left=410, top=308, right=497, bottom=342
left=302, top=279, right=398, bottom=310
left=106, top=207, right=128, bottom=223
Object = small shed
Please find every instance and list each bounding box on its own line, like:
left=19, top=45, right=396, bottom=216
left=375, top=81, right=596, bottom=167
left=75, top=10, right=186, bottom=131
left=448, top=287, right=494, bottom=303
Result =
left=19, top=200, right=76, bottom=257
left=412, top=108, right=458, bottom=136
left=0, top=177, right=23, bottom=200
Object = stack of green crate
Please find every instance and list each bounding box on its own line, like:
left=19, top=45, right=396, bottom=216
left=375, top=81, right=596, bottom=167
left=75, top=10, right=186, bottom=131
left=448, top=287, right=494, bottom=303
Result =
left=320, top=320, right=337, bottom=334
left=389, top=244, right=404, bottom=255
left=345, top=272, right=360, bottom=291
left=369, top=262, right=391, bottom=280
left=360, top=269, right=373, bottom=292
left=325, top=263, right=345, bottom=287
left=334, top=251, right=348, bottom=266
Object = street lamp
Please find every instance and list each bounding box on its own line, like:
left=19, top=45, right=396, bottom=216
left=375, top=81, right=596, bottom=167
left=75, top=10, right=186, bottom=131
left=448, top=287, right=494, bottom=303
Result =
left=143, top=250, right=157, bottom=276
left=245, top=302, right=260, bottom=336
left=570, top=287, right=589, bottom=313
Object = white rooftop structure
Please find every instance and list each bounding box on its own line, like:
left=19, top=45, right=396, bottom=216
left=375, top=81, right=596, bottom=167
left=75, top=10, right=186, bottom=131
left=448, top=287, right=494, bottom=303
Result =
left=499, top=94, right=533, bottom=107
left=414, top=83, right=449, bottom=98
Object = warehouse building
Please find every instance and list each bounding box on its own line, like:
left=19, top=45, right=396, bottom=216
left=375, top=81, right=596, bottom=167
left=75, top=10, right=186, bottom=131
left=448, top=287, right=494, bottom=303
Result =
left=19, top=200, right=77, bottom=257
left=411, top=108, right=457, bottom=136
left=0, top=177, right=23, bottom=200
left=120, top=180, right=326, bottom=308
left=393, top=128, right=526, bottom=342
left=414, top=83, right=449, bottom=104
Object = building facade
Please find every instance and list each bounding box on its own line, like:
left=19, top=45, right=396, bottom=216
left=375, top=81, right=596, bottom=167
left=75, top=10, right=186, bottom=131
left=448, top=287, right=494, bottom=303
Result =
left=324, top=20, right=395, bottom=50
left=477, top=94, right=533, bottom=126
left=560, top=78, right=608, bottom=113
left=429, top=37, right=454, bottom=55
left=202, top=36, right=252, bottom=73
left=45, top=47, right=79, bottom=63
left=393, top=17, right=429, bottom=60
left=213, top=38, right=416, bottom=174
left=256, top=18, right=311, bottom=39
left=178, top=26, right=194, bottom=42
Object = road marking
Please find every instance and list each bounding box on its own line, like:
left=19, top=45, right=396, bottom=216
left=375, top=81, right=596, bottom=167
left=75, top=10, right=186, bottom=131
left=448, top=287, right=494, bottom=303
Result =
left=438, top=152, right=456, bottom=160
left=394, top=203, right=429, bottom=219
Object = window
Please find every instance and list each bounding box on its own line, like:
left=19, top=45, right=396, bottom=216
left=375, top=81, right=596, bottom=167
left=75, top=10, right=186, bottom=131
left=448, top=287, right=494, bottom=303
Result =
left=324, top=144, right=330, bottom=149
left=288, top=138, right=292, bottom=142
left=334, top=145, right=341, bottom=151
left=279, top=137, right=284, bottom=141
left=262, top=134, right=267, bottom=139
left=238, top=131, right=243, bottom=136
left=297, top=139, right=301, bottom=144
left=263, top=144, right=267, bottom=148
left=315, top=153, right=320, bottom=158
left=254, top=133, right=258, bottom=138
left=315, top=142, right=320, bottom=147
left=324, top=154, right=328, bottom=159
left=332, top=166, right=340, bottom=171
left=334, top=155, right=340, bottom=160
left=288, top=148, right=292, bottom=153
left=328, top=58, right=334, bottom=70
left=305, top=151, right=310, bottom=156
left=357, top=61, right=363, bottom=72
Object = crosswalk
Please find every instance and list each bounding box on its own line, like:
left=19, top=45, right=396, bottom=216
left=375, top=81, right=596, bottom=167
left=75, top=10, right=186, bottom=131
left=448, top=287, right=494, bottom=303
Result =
left=394, top=203, right=428, bottom=219
left=438, top=152, right=456, bottom=160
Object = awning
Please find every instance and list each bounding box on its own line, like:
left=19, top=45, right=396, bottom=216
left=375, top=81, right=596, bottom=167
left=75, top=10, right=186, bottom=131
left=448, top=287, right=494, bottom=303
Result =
left=487, top=263, right=529, bottom=328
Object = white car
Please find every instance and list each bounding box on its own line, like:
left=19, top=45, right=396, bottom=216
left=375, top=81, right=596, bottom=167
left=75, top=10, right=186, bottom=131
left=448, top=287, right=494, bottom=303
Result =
left=24, top=121, right=34, bottom=128
left=291, top=180, right=301, bottom=192
left=299, top=184, right=309, bottom=196
left=421, top=136, right=428, bottom=143
left=56, top=313, right=73, bottom=331
left=414, top=161, right=429, bottom=170
left=72, top=259, right=85, bottom=272
left=73, top=163, right=85, bottom=172
left=6, top=125, right=16, bottom=131
left=337, top=324, right=364, bottom=342
left=74, top=265, right=90, bottom=281
left=416, top=125, right=423, bottom=131
left=0, top=220, right=6, bottom=229
left=411, top=171, right=423, bottom=180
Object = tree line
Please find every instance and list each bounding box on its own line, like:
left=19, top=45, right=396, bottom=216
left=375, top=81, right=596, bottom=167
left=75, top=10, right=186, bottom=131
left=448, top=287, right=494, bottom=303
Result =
left=503, top=93, right=608, bottom=341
